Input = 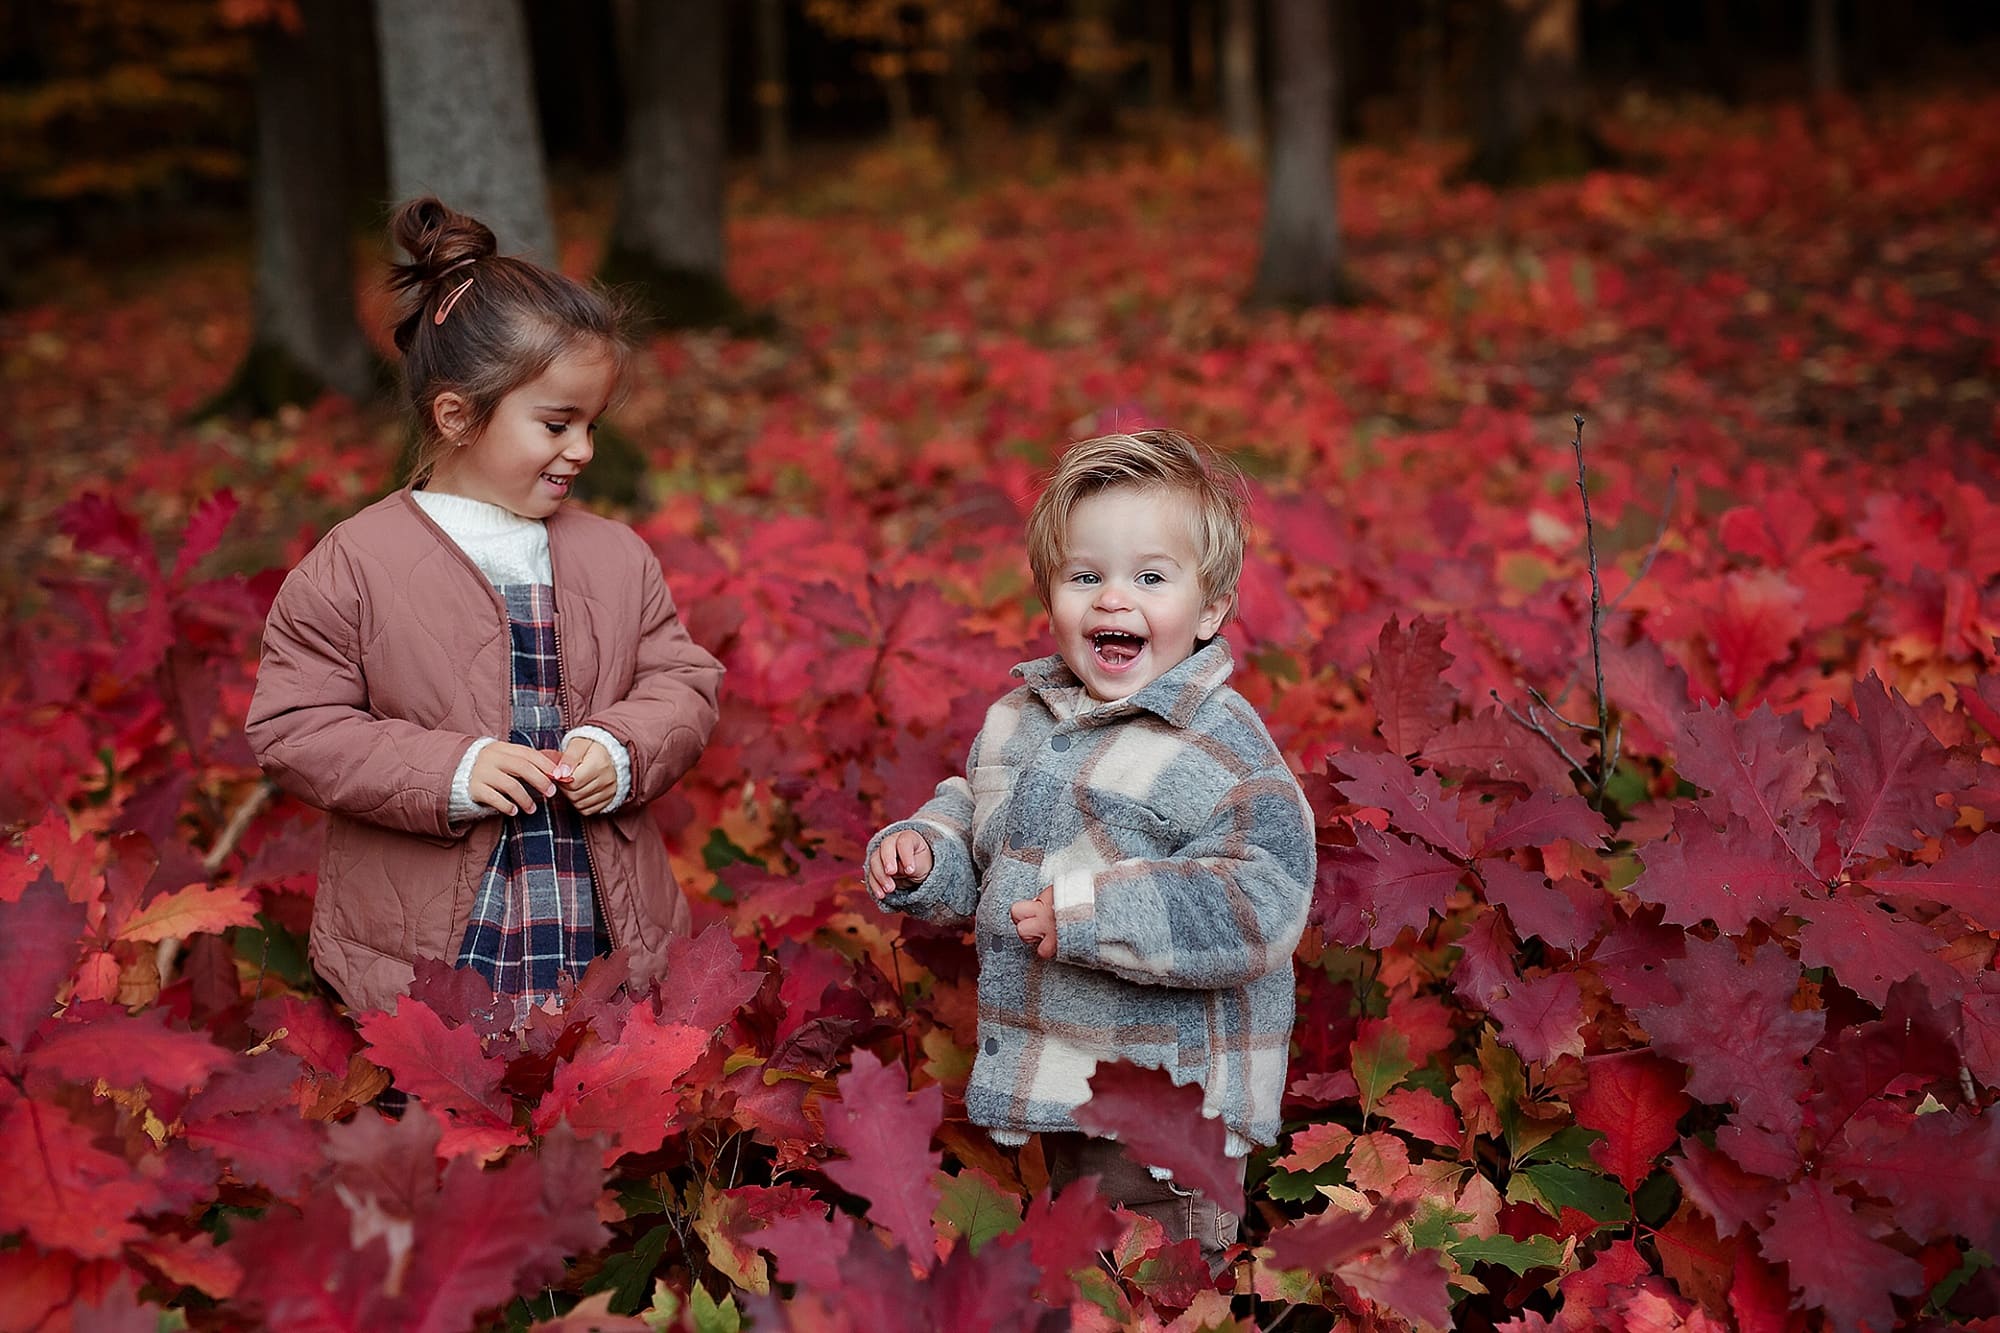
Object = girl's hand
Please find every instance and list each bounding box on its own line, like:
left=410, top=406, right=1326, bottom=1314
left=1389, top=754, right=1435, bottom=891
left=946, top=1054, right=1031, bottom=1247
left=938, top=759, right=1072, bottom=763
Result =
left=470, top=742, right=560, bottom=816
left=866, top=830, right=933, bottom=900
left=1009, top=887, right=1057, bottom=959
left=553, top=736, right=617, bottom=816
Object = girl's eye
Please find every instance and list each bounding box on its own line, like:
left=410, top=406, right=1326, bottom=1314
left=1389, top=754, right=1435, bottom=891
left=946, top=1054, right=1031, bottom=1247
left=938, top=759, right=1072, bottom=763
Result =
left=544, top=422, right=568, bottom=436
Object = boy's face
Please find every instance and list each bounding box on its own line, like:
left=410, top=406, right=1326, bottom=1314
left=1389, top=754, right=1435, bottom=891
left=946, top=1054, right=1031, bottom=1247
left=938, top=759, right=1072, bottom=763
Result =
left=1048, top=485, right=1233, bottom=702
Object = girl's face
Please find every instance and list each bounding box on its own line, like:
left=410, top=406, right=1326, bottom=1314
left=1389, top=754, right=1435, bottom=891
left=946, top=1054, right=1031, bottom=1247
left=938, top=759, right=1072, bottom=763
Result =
left=1047, top=485, right=1232, bottom=702
left=427, top=344, right=617, bottom=519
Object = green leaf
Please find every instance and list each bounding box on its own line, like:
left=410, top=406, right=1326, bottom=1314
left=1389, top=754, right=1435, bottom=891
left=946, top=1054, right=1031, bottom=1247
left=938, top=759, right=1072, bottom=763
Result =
left=1633, top=1170, right=1680, bottom=1227
left=1515, top=1124, right=1601, bottom=1169
left=689, top=1285, right=741, bottom=1333
left=933, top=1169, right=1023, bottom=1254
left=1353, top=1026, right=1416, bottom=1117
left=1449, top=1232, right=1567, bottom=1275
left=586, top=1223, right=673, bottom=1315
left=1511, top=1163, right=1630, bottom=1224
left=1408, top=1197, right=1477, bottom=1251
left=1266, top=1158, right=1347, bottom=1203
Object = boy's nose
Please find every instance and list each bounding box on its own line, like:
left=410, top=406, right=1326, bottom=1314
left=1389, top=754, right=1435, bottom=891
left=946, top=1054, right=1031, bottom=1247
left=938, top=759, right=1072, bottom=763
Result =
left=1094, top=583, right=1131, bottom=610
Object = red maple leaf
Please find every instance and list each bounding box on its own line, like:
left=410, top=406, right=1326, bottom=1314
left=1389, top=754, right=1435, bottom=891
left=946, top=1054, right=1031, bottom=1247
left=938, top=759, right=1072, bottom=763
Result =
left=1265, top=1198, right=1415, bottom=1273
left=1001, top=1177, right=1123, bottom=1306
left=1330, top=751, right=1472, bottom=858
left=1367, top=615, right=1455, bottom=756
left=1635, top=939, right=1823, bottom=1134
left=1485, top=971, right=1585, bottom=1066
left=531, top=1006, right=709, bottom=1161
left=1571, top=1050, right=1691, bottom=1191
left=356, top=1001, right=521, bottom=1160
left=1756, top=1178, right=1923, bottom=1333
left=1480, top=790, right=1610, bottom=854
left=0, top=876, right=86, bottom=1054
left=1313, top=823, right=1465, bottom=948
left=1626, top=807, right=1808, bottom=936
left=819, top=1048, right=945, bottom=1270
left=1825, top=674, right=1956, bottom=870
left=1070, top=1061, right=1244, bottom=1214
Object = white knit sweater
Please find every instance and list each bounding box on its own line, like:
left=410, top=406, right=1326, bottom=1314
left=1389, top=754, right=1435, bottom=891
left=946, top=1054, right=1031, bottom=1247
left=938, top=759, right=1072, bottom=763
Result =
left=412, top=489, right=632, bottom=822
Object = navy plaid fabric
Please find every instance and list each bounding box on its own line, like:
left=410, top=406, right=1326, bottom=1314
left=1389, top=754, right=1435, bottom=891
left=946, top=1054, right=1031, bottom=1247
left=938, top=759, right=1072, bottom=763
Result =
left=457, top=583, right=607, bottom=1024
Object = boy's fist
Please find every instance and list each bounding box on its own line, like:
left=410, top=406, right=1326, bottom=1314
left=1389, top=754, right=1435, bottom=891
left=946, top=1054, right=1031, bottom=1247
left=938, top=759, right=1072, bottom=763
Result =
left=1010, top=887, right=1057, bottom=959
left=866, top=830, right=933, bottom=900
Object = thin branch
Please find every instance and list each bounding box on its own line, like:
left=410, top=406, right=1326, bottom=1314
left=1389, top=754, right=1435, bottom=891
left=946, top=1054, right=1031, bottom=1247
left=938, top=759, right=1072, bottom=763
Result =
left=1525, top=684, right=1594, bottom=733
left=1605, top=464, right=1681, bottom=617
left=1493, top=689, right=1591, bottom=780
left=1570, top=414, right=1613, bottom=808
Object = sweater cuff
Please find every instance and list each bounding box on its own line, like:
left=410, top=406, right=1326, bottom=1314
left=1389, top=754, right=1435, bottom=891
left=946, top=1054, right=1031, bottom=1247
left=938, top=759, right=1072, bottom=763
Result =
left=450, top=737, right=498, bottom=825
left=563, top=725, right=632, bottom=812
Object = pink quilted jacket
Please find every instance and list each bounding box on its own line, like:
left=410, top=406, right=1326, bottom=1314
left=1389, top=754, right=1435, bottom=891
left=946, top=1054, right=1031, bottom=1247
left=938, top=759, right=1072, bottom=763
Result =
left=245, top=489, right=724, bottom=1012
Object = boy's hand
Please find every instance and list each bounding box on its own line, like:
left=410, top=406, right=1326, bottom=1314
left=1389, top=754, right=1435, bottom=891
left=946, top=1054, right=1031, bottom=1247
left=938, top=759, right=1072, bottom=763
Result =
left=1010, top=887, right=1057, bottom=959
left=470, top=741, right=559, bottom=816
left=551, top=737, right=616, bottom=816
left=866, top=830, right=933, bottom=900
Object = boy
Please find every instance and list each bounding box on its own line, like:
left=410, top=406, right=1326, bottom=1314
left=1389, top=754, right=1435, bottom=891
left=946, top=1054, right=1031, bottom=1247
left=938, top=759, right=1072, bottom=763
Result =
left=865, top=429, right=1314, bottom=1270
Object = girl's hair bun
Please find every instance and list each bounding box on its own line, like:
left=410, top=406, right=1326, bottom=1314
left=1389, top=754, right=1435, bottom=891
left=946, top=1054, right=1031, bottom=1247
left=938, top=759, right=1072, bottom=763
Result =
left=388, top=196, right=498, bottom=294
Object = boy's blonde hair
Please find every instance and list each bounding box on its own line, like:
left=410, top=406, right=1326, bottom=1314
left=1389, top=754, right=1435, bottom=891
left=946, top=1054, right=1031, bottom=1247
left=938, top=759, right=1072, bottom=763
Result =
left=1025, top=429, right=1248, bottom=611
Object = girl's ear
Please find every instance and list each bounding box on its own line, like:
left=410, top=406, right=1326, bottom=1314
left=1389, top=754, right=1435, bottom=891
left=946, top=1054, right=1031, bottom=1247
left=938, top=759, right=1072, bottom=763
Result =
left=1198, top=591, right=1235, bottom=640
left=431, top=391, right=471, bottom=444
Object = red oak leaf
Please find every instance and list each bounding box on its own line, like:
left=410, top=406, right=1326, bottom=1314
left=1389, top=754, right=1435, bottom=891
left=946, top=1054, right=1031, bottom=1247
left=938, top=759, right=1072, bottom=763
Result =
left=230, top=1189, right=396, bottom=1329
left=820, top=1049, right=945, bottom=1269
left=1486, top=971, right=1585, bottom=1066
left=1729, top=1248, right=1799, bottom=1333
left=923, top=1234, right=1049, bottom=1333
left=657, top=923, right=766, bottom=1034
left=1265, top=1198, right=1415, bottom=1273
left=531, top=1006, right=709, bottom=1161
left=1367, top=615, right=1455, bottom=756
left=0, top=1095, right=163, bottom=1257
left=1331, top=750, right=1472, bottom=858
left=356, top=1001, right=520, bottom=1159
left=1476, top=860, right=1601, bottom=954
left=0, top=875, right=85, bottom=1052
left=113, top=882, right=259, bottom=943
left=1601, top=637, right=1697, bottom=755
left=1481, top=789, right=1611, bottom=854
left=1451, top=909, right=1521, bottom=1007
left=168, top=489, right=240, bottom=584
left=30, top=1005, right=235, bottom=1095
left=1701, top=568, right=1808, bottom=700
left=250, top=994, right=360, bottom=1076
left=1635, top=939, right=1823, bottom=1134
left=1314, top=823, right=1465, bottom=948
left=1825, top=673, right=1956, bottom=870
left=131, top=1231, right=243, bottom=1301
left=58, top=492, right=157, bottom=575
left=1071, top=1060, right=1245, bottom=1214
left=1672, top=701, right=1823, bottom=866
left=1792, top=891, right=1960, bottom=1007
left=1757, top=1178, right=1923, bottom=1333
left=1002, top=1177, right=1122, bottom=1306
left=1588, top=910, right=1686, bottom=1009
left=1959, top=972, right=2000, bottom=1090
left=1572, top=1050, right=1692, bottom=1191
left=406, top=958, right=510, bottom=1039
left=1626, top=807, right=1808, bottom=936
left=1336, top=1244, right=1453, bottom=1329
left=1419, top=708, right=1579, bottom=791
left=756, top=1208, right=855, bottom=1291
left=1807, top=981, right=1962, bottom=1140
left=1863, top=831, right=2000, bottom=931
left=1822, top=1109, right=2000, bottom=1253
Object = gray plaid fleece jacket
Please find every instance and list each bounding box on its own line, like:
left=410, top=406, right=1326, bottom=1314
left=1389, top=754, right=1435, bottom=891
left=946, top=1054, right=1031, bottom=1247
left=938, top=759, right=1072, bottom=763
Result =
left=869, top=640, right=1314, bottom=1147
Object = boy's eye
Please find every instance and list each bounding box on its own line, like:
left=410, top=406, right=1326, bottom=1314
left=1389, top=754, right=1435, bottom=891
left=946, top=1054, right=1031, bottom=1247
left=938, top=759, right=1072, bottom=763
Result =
left=1070, top=572, right=1100, bottom=585
left=1137, top=571, right=1165, bottom=586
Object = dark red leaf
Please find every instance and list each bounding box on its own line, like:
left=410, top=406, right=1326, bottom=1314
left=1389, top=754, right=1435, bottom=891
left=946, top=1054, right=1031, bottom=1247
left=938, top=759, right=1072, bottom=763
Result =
left=1070, top=1061, right=1244, bottom=1215
left=1635, top=939, right=1823, bottom=1134
left=1367, top=616, right=1455, bottom=756
left=820, top=1049, right=945, bottom=1269
left=1313, top=823, right=1465, bottom=948
left=169, top=489, right=239, bottom=585
left=355, top=1001, right=521, bottom=1159
left=1476, top=861, right=1600, bottom=954
left=1757, top=1178, right=1923, bottom=1333
left=1331, top=751, right=1472, bottom=858
left=1792, top=892, right=1960, bottom=1007
left=530, top=1005, right=709, bottom=1161
left=1485, top=971, right=1585, bottom=1066
left=1481, top=790, right=1611, bottom=854
left=1825, top=673, right=1956, bottom=869
left=1823, top=1109, right=2000, bottom=1253
left=656, top=923, right=765, bottom=1034
left=1002, top=1177, right=1122, bottom=1306
left=31, top=1005, right=235, bottom=1095
left=58, top=493, right=157, bottom=575
left=1627, top=807, right=1808, bottom=936
left=1673, top=701, right=1823, bottom=866
left=1265, top=1198, right=1414, bottom=1272
left=0, top=875, right=86, bottom=1052
left=1337, top=1244, right=1453, bottom=1329
left=0, top=1095, right=163, bottom=1257
left=1863, top=831, right=2000, bottom=931
left=1571, top=1050, right=1691, bottom=1191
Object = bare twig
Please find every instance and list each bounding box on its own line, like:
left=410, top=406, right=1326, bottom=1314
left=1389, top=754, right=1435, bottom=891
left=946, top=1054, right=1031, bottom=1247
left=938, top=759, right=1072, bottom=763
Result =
left=1570, top=415, right=1614, bottom=808
left=1605, top=464, right=1681, bottom=617
left=1494, top=689, right=1592, bottom=781
left=1525, top=684, right=1593, bottom=732
left=157, top=778, right=280, bottom=984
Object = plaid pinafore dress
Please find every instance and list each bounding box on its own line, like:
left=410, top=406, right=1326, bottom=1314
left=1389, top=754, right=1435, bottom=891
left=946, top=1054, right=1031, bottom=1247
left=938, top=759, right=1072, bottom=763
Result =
left=456, top=583, right=609, bottom=1024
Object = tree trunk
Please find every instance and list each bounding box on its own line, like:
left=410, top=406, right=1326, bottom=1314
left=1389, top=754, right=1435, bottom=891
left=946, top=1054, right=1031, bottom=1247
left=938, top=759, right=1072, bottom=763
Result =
left=1418, top=0, right=1446, bottom=139
left=1058, top=0, right=1122, bottom=149
left=374, top=0, right=554, bottom=260
left=1220, top=0, right=1261, bottom=152
left=603, top=0, right=745, bottom=330
left=1250, top=0, right=1345, bottom=308
left=1466, top=0, right=1608, bottom=187
left=755, top=0, right=789, bottom=187
left=1809, top=0, right=1841, bottom=97
left=1189, top=0, right=1217, bottom=111
left=209, top=0, right=375, bottom=416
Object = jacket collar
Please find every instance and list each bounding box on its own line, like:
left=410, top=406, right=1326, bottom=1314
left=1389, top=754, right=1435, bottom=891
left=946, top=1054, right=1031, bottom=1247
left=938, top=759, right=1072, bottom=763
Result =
left=1013, top=638, right=1234, bottom=729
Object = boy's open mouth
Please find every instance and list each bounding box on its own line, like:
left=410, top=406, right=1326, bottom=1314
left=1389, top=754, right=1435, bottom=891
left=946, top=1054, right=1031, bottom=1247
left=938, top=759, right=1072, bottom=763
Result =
left=1090, top=630, right=1146, bottom=669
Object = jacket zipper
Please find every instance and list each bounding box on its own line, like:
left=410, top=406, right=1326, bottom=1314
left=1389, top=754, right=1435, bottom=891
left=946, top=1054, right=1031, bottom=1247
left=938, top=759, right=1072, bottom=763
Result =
left=549, top=564, right=618, bottom=953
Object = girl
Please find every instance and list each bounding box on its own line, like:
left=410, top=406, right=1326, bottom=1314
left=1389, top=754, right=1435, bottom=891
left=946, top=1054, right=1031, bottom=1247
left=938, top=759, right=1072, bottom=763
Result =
left=247, top=197, right=723, bottom=1023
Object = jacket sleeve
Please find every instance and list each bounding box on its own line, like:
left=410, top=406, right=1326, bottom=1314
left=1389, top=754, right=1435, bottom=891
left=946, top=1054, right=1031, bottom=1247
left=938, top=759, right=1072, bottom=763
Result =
left=866, top=732, right=985, bottom=926
left=1049, top=768, right=1313, bottom=989
left=575, top=550, right=723, bottom=807
left=244, top=551, right=478, bottom=838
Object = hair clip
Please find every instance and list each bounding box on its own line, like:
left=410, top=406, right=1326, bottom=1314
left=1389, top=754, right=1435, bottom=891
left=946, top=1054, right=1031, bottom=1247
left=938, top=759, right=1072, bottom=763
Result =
left=433, top=276, right=475, bottom=325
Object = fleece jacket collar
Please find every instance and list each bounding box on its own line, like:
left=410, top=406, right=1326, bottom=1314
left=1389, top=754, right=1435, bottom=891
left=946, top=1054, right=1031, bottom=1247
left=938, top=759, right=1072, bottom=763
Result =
left=1011, top=637, right=1235, bottom=730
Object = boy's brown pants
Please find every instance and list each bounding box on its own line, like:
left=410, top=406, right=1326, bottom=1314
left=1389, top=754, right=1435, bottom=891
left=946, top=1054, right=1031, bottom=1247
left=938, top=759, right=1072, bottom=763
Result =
left=1041, top=1133, right=1243, bottom=1275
